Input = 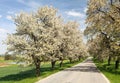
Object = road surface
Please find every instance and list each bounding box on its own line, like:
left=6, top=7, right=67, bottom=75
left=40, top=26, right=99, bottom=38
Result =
left=36, top=57, right=110, bottom=83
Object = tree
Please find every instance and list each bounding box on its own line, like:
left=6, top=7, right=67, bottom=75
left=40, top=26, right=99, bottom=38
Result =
left=84, top=0, right=120, bottom=68
left=6, top=5, right=87, bottom=77
left=63, top=21, right=86, bottom=63
left=6, top=6, right=63, bottom=76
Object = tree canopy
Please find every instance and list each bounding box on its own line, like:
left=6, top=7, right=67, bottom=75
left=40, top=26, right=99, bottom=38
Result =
left=6, top=6, right=87, bottom=76
left=84, top=0, right=120, bottom=69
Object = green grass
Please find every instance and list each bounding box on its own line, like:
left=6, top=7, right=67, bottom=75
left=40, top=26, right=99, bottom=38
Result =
left=0, top=60, right=83, bottom=83
left=94, top=59, right=120, bottom=83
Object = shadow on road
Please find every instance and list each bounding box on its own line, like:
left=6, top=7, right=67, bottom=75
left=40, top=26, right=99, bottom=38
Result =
left=63, top=65, right=99, bottom=72
left=64, top=58, right=99, bottom=73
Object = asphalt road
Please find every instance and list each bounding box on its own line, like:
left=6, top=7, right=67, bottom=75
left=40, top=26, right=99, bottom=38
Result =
left=36, top=57, right=110, bottom=83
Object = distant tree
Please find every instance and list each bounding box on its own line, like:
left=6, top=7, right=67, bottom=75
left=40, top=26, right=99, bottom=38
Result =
left=63, top=21, right=86, bottom=63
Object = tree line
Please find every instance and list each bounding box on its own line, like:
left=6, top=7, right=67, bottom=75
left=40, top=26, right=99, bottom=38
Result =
left=84, top=0, right=120, bottom=69
left=6, top=6, right=87, bottom=76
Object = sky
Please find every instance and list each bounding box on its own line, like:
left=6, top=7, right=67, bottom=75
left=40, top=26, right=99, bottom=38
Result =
left=0, top=0, right=87, bottom=54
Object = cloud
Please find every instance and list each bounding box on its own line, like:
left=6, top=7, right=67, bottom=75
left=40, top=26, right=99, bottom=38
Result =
left=0, top=28, right=8, bottom=33
left=6, top=15, right=13, bottom=21
left=65, top=11, right=85, bottom=18
left=0, top=23, right=15, bottom=54
left=7, top=11, right=14, bottom=14
left=17, top=0, right=41, bottom=9
left=0, top=28, right=8, bottom=54
left=84, top=7, right=88, bottom=13
left=7, top=11, right=19, bottom=18
left=78, top=19, right=86, bottom=32
left=0, top=15, right=2, bottom=18
left=0, top=27, right=8, bottom=40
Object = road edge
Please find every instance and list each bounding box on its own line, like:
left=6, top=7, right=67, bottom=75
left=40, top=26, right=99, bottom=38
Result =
left=94, top=63, right=110, bottom=83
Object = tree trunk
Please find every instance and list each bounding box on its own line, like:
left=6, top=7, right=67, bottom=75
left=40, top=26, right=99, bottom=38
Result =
left=69, top=58, right=72, bottom=63
left=110, top=0, right=113, bottom=5
left=51, top=61, right=56, bottom=69
left=78, top=56, right=81, bottom=61
left=36, top=62, right=40, bottom=77
left=59, top=60, right=63, bottom=67
left=108, top=56, right=111, bottom=66
left=115, top=57, right=119, bottom=69
left=35, top=61, right=40, bottom=77
left=32, top=55, right=41, bottom=77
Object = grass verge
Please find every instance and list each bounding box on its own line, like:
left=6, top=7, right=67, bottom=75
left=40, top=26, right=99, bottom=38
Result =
left=0, top=59, right=83, bottom=83
left=94, top=59, right=120, bottom=83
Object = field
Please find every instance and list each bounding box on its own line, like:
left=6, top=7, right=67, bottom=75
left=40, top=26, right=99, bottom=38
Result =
left=0, top=59, right=83, bottom=83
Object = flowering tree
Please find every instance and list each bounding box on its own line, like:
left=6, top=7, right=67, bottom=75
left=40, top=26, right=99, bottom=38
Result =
left=6, top=6, right=63, bottom=76
left=84, top=0, right=120, bottom=68
left=6, top=6, right=87, bottom=76
left=63, top=21, right=86, bottom=63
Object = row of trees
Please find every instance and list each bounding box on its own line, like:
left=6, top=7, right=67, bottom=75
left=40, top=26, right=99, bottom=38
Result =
left=6, top=6, right=87, bottom=76
left=84, top=0, right=120, bottom=69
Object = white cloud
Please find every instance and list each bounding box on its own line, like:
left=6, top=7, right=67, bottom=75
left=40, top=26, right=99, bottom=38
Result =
left=65, top=11, right=85, bottom=18
left=84, top=7, right=88, bottom=13
left=28, top=1, right=41, bottom=8
left=0, top=44, right=7, bottom=54
left=15, top=13, right=18, bottom=16
left=17, top=0, right=41, bottom=9
left=0, top=15, right=2, bottom=18
left=0, top=23, right=15, bottom=54
left=0, top=28, right=7, bottom=54
left=0, top=28, right=8, bottom=33
left=7, top=11, right=18, bottom=17
left=0, top=27, right=8, bottom=41
left=17, top=0, right=24, bottom=3
left=79, top=19, right=86, bottom=32
left=6, top=15, right=13, bottom=21
left=7, top=11, right=14, bottom=14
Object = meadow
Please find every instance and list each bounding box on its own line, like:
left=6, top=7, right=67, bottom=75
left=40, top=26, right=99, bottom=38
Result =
left=0, top=58, right=83, bottom=83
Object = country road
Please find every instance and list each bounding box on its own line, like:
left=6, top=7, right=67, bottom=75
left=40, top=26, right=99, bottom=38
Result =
left=36, top=57, right=110, bottom=83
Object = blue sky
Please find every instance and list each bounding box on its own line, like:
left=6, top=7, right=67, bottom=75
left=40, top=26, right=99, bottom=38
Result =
left=0, top=0, right=87, bottom=54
